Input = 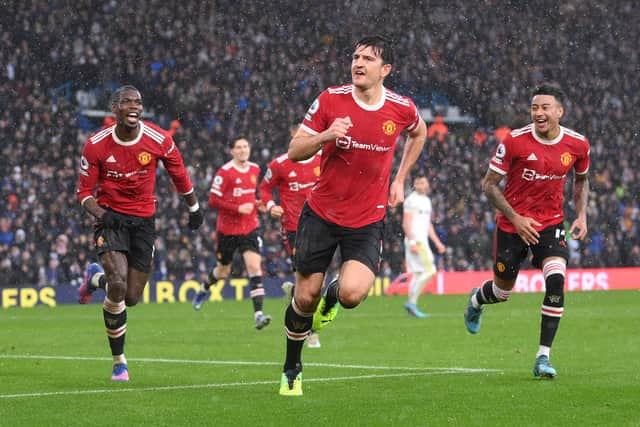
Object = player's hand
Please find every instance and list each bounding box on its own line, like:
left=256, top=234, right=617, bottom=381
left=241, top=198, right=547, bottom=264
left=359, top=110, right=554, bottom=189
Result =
left=409, top=241, right=419, bottom=254
left=270, top=205, right=284, bottom=219
left=256, top=200, right=267, bottom=213
left=101, top=210, right=123, bottom=230
left=325, top=116, right=353, bottom=140
left=436, top=242, right=446, bottom=254
left=569, top=217, right=587, bottom=240
left=512, top=214, right=541, bottom=245
left=188, top=208, right=204, bottom=230
left=238, top=202, right=255, bottom=215
left=387, top=179, right=405, bottom=208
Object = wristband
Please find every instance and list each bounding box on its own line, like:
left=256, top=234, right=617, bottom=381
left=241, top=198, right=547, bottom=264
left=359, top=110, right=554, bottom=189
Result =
left=188, top=202, right=200, bottom=213
left=266, top=200, right=276, bottom=211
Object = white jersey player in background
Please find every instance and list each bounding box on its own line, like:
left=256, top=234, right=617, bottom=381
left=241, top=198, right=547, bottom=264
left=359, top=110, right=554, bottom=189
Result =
left=402, top=172, right=445, bottom=318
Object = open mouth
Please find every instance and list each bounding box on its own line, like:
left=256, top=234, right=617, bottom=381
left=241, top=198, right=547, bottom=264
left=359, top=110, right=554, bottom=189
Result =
left=125, top=112, right=139, bottom=124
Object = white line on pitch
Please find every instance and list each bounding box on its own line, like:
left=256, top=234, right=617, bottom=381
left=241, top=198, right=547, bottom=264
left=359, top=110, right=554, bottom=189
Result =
left=0, top=354, right=500, bottom=373
left=0, top=370, right=488, bottom=400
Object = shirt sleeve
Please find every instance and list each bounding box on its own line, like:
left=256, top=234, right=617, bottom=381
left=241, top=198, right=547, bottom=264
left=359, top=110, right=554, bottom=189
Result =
left=405, top=98, right=420, bottom=132
left=208, top=169, right=239, bottom=212
left=574, top=138, right=590, bottom=175
left=488, top=133, right=512, bottom=176
left=161, top=136, right=194, bottom=195
left=300, top=90, right=329, bottom=135
left=259, top=160, right=279, bottom=210
left=76, top=140, right=100, bottom=205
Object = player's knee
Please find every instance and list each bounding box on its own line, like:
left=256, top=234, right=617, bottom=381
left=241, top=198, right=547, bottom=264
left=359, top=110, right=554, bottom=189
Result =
left=337, top=287, right=366, bottom=309
left=124, top=296, right=139, bottom=307
left=105, top=275, right=127, bottom=300
left=294, top=293, right=319, bottom=313
left=214, top=265, right=230, bottom=279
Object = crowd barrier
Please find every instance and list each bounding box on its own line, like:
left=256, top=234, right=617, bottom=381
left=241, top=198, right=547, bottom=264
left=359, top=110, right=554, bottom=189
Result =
left=2, top=268, right=638, bottom=309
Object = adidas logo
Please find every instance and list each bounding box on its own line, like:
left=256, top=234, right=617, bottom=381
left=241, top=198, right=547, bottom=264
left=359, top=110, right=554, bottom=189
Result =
left=235, top=178, right=242, bottom=184
left=288, top=171, right=297, bottom=178
left=106, top=155, right=117, bottom=163
left=527, top=153, right=538, bottom=161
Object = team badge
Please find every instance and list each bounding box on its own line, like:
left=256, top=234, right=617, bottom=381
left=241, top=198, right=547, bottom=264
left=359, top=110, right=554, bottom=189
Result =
left=250, top=175, right=257, bottom=184
left=496, top=262, right=506, bottom=273
left=560, top=152, right=573, bottom=167
left=313, top=166, right=321, bottom=177
left=138, top=151, right=152, bottom=166
left=382, top=120, right=396, bottom=136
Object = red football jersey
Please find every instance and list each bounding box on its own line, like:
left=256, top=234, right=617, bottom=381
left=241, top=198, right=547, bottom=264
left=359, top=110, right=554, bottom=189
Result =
left=77, top=121, right=194, bottom=217
left=259, top=152, right=321, bottom=231
left=208, top=160, right=260, bottom=235
left=489, top=124, right=590, bottom=233
left=301, top=84, right=420, bottom=227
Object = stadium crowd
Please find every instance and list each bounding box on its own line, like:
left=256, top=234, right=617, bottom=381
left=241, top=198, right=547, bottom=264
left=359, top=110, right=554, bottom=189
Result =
left=1, top=0, right=638, bottom=286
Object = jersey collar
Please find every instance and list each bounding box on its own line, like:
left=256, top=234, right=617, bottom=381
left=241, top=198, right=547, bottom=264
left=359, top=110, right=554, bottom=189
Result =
left=112, top=121, right=145, bottom=146
left=531, top=125, right=564, bottom=145
left=351, top=86, right=386, bottom=111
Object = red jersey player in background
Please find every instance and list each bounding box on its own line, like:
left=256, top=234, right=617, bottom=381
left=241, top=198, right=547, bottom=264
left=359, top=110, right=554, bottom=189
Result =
left=76, top=85, right=203, bottom=381
left=259, top=123, right=322, bottom=348
left=193, top=137, right=272, bottom=330
left=464, top=84, right=590, bottom=379
left=278, top=35, right=427, bottom=396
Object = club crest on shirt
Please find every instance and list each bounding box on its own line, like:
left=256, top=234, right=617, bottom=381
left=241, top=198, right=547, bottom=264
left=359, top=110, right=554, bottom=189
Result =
left=250, top=175, right=257, bottom=184
left=382, top=120, right=396, bottom=136
left=313, top=166, right=321, bottom=176
left=138, top=151, right=152, bottom=166
left=560, top=152, right=573, bottom=167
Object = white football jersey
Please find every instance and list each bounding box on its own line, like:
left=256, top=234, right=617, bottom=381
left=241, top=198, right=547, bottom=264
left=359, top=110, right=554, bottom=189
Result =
left=403, top=191, right=433, bottom=244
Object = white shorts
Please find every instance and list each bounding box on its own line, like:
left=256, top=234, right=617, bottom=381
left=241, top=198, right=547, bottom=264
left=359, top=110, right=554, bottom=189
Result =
left=405, top=241, right=436, bottom=274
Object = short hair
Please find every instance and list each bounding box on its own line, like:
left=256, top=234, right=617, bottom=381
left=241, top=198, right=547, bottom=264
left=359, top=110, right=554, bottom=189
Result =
left=413, top=170, right=427, bottom=181
left=110, top=85, right=141, bottom=106
left=532, top=84, right=565, bottom=106
left=355, top=35, right=394, bottom=66
left=230, top=136, right=250, bottom=149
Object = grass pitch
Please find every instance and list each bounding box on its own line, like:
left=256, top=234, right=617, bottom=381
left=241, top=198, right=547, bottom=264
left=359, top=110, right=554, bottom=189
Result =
left=1, top=290, right=639, bottom=426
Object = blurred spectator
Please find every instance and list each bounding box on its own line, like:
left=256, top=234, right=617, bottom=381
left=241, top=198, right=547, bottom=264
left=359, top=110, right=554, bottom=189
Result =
left=494, top=125, right=511, bottom=143
left=427, top=115, right=449, bottom=142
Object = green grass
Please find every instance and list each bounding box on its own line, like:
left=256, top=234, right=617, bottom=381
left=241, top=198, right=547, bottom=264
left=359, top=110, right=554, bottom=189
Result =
left=1, top=290, right=639, bottom=426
